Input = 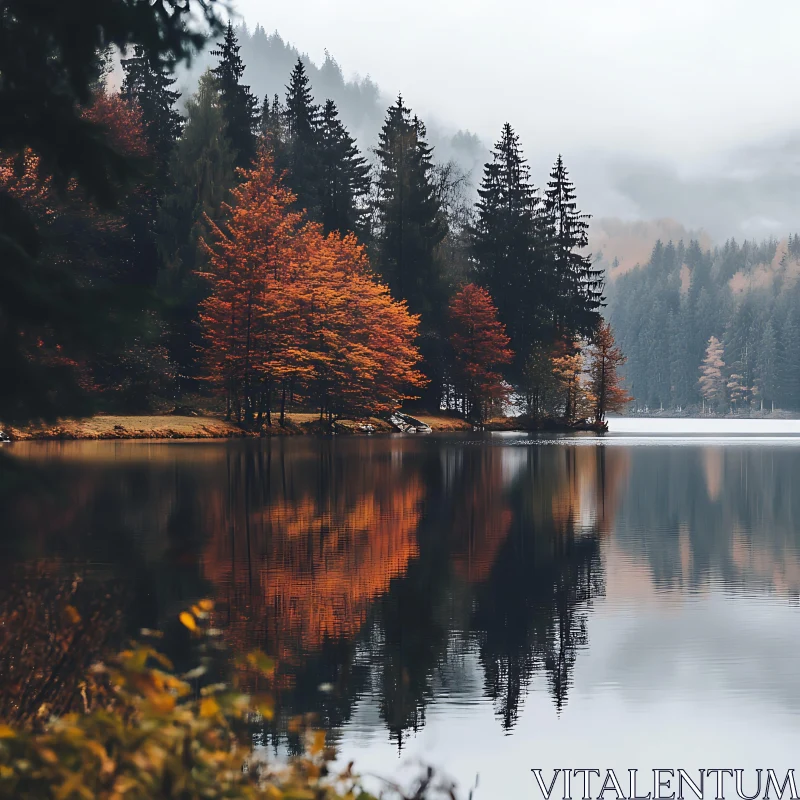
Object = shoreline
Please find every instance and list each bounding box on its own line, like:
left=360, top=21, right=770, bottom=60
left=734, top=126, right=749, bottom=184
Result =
left=5, top=413, right=605, bottom=441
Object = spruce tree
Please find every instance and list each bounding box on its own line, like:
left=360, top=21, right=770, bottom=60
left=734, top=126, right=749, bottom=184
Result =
left=261, top=93, right=290, bottom=176
left=318, top=99, right=370, bottom=236
left=374, top=95, right=446, bottom=321
left=374, top=96, right=447, bottom=408
left=211, top=23, right=259, bottom=169
left=542, top=155, right=604, bottom=337
left=472, top=123, right=543, bottom=380
left=284, top=58, right=322, bottom=218
left=120, top=44, right=183, bottom=181
left=157, top=71, right=236, bottom=390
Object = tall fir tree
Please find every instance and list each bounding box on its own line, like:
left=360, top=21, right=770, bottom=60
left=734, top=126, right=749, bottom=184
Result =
left=374, top=95, right=447, bottom=407
left=472, top=123, right=544, bottom=381
left=120, top=44, right=183, bottom=182
left=542, top=155, right=604, bottom=337
left=260, top=93, right=290, bottom=176
left=157, top=71, right=237, bottom=391
left=284, top=58, right=322, bottom=218
left=318, top=99, right=370, bottom=236
left=210, top=23, right=259, bottom=170
left=374, top=95, right=447, bottom=320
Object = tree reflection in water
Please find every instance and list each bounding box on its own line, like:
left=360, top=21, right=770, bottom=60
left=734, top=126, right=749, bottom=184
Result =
left=2, top=437, right=631, bottom=742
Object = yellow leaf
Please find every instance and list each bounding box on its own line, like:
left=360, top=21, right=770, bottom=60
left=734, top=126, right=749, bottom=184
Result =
left=0, top=725, right=15, bottom=738
left=147, top=693, right=176, bottom=714
left=178, top=612, right=197, bottom=631
left=245, top=651, right=275, bottom=676
left=64, top=605, right=81, bottom=624
left=198, top=599, right=214, bottom=612
left=310, top=730, right=325, bottom=756
left=255, top=696, right=275, bottom=720
left=199, top=697, right=219, bottom=718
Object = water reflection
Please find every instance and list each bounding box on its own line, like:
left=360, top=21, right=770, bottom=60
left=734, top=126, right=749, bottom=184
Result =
left=3, top=434, right=800, bottom=757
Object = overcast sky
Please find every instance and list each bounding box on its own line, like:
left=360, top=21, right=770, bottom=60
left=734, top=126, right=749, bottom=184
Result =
left=232, top=0, right=800, bottom=241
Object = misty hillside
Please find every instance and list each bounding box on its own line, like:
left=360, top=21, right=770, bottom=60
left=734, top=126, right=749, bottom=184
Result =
left=608, top=235, right=800, bottom=412
left=176, top=23, right=489, bottom=179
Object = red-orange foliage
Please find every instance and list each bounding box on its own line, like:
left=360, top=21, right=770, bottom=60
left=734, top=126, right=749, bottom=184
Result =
left=587, top=321, right=631, bottom=424
left=448, top=283, right=514, bottom=423
left=199, top=151, right=426, bottom=425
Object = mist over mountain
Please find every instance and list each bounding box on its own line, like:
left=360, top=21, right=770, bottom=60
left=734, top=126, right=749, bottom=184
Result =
left=175, top=24, right=489, bottom=182
left=169, top=16, right=800, bottom=264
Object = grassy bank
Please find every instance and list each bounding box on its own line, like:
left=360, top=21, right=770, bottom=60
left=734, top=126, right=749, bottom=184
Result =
left=6, top=411, right=604, bottom=441
left=7, top=411, right=475, bottom=440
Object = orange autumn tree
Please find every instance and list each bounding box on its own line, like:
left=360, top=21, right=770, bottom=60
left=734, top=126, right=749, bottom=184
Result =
left=199, top=151, right=425, bottom=426
left=587, top=320, right=631, bottom=424
left=448, top=283, right=514, bottom=423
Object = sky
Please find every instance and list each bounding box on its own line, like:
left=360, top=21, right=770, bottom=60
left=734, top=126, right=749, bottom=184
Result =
left=231, top=0, right=800, bottom=242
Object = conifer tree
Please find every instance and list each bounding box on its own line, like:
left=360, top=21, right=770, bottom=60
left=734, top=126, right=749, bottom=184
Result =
left=318, top=99, right=370, bottom=236
left=211, top=23, right=259, bottom=169
left=472, top=123, right=543, bottom=380
left=778, top=307, right=800, bottom=409
left=542, top=155, right=604, bottom=336
left=284, top=59, right=322, bottom=217
left=754, top=318, right=778, bottom=411
left=374, top=95, right=447, bottom=321
left=120, top=44, right=183, bottom=181
left=157, top=71, right=236, bottom=389
left=260, top=93, right=290, bottom=176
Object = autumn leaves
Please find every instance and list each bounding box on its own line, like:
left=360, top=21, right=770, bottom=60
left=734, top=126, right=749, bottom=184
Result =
left=199, top=153, right=425, bottom=425
left=197, top=152, right=629, bottom=428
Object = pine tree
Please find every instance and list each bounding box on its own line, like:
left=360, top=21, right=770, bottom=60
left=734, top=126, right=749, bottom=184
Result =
left=260, top=93, right=290, bottom=176
left=284, top=59, right=322, bottom=218
left=157, top=71, right=236, bottom=390
left=211, top=23, right=259, bottom=169
left=754, top=318, right=778, bottom=411
left=374, top=95, right=446, bottom=321
left=119, top=45, right=186, bottom=296
left=699, top=335, right=726, bottom=411
left=318, top=99, right=370, bottom=236
left=778, top=306, right=800, bottom=409
left=472, top=123, right=543, bottom=380
left=120, top=44, right=183, bottom=181
left=542, top=155, right=604, bottom=337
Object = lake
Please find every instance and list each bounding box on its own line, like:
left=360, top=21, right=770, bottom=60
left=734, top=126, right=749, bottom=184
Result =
left=3, top=419, right=800, bottom=796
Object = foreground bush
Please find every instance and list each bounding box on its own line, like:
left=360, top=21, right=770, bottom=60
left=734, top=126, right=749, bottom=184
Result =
left=0, top=603, right=463, bottom=799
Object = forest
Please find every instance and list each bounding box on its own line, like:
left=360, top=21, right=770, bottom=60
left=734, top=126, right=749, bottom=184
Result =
left=608, top=235, right=800, bottom=413
left=0, top=18, right=625, bottom=431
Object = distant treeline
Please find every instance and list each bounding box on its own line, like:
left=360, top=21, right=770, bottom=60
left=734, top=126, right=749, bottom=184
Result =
left=608, top=235, right=800, bottom=412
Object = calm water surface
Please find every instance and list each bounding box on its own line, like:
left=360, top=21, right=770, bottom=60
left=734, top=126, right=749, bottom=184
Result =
left=3, top=419, right=800, bottom=795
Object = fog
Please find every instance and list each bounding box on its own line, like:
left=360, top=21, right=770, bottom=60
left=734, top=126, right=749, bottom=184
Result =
left=230, top=0, right=800, bottom=243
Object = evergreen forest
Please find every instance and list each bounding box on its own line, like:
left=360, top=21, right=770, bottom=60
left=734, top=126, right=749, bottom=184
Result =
left=608, top=235, right=800, bottom=412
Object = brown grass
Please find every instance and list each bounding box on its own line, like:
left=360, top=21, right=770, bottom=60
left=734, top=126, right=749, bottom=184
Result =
left=9, top=415, right=246, bottom=441
left=410, top=413, right=472, bottom=431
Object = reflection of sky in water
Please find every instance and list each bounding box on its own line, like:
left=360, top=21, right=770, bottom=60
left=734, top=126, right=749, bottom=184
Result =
left=331, top=422, right=800, bottom=795
left=336, top=586, right=800, bottom=797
